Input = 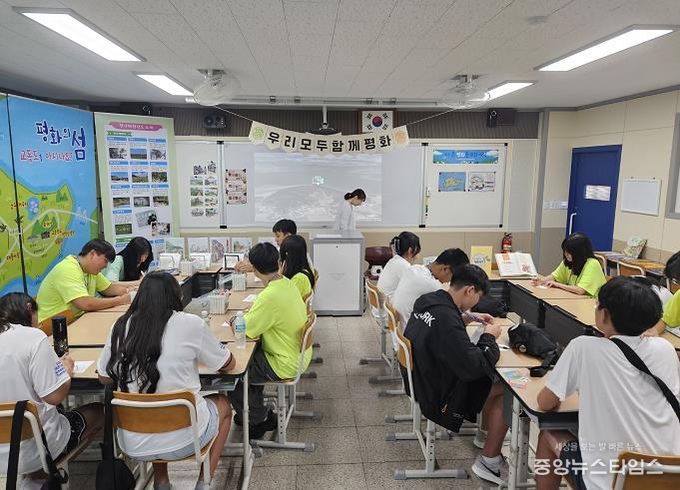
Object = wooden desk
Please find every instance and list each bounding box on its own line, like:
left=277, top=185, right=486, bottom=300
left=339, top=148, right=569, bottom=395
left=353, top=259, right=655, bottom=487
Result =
left=545, top=298, right=597, bottom=326
left=246, top=273, right=264, bottom=289
left=597, top=252, right=665, bottom=278
left=209, top=315, right=236, bottom=342
left=69, top=348, right=101, bottom=380
left=199, top=265, right=223, bottom=274
left=661, top=330, right=680, bottom=350
left=498, top=367, right=579, bottom=490
left=508, top=280, right=588, bottom=300
left=96, top=303, right=130, bottom=313
left=65, top=312, right=120, bottom=347
left=70, top=341, right=256, bottom=380
left=227, top=290, right=259, bottom=311
left=466, top=326, right=541, bottom=368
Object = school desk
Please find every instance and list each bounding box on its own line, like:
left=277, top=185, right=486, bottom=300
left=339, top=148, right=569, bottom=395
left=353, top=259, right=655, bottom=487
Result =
left=64, top=312, right=120, bottom=347
left=465, top=325, right=542, bottom=368
left=508, top=280, right=589, bottom=327
left=661, top=330, right=680, bottom=351
left=497, top=367, right=579, bottom=490
left=596, top=252, right=665, bottom=278
left=226, top=289, right=259, bottom=312
left=246, top=272, right=264, bottom=289
left=543, top=298, right=600, bottom=348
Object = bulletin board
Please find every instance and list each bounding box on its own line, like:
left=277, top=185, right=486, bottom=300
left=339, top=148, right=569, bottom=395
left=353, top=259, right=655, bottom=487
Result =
left=621, top=178, right=661, bottom=216
left=424, top=144, right=507, bottom=227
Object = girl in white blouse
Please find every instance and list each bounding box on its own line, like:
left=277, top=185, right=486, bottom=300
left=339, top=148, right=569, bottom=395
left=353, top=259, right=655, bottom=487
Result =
left=335, top=188, right=366, bottom=230
left=377, top=231, right=421, bottom=299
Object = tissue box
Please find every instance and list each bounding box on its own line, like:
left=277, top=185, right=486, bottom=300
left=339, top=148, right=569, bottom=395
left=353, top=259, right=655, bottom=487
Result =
left=179, top=259, right=195, bottom=276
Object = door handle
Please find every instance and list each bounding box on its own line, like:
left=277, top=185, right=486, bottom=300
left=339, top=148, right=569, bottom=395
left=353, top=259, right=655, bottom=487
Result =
left=568, top=212, right=577, bottom=235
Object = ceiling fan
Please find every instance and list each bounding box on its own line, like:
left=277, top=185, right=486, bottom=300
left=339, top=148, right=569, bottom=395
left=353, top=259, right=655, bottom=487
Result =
left=440, top=75, right=490, bottom=109
left=192, top=70, right=240, bottom=106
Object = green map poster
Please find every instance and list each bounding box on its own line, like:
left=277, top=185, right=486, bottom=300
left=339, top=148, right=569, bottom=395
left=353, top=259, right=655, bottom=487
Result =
left=0, top=95, right=98, bottom=296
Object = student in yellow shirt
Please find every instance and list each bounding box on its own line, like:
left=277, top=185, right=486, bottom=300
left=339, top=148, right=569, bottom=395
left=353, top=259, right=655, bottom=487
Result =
left=279, top=235, right=315, bottom=299
left=644, top=251, right=680, bottom=335
left=36, top=240, right=131, bottom=324
left=532, top=232, right=606, bottom=297
left=228, top=243, right=309, bottom=439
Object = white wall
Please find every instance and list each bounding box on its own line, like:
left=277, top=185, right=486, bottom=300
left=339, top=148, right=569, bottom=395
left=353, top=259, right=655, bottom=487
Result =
left=543, top=90, right=680, bottom=262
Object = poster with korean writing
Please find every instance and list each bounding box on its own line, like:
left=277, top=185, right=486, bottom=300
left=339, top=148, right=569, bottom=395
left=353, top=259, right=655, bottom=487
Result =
left=95, top=113, right=178, bottom=258
left=2, top=95, right=97, bottom=296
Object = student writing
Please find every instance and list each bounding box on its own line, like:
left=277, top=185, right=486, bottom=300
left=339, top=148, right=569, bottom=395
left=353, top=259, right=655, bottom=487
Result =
left=532, top=232, right=606, bottom=297
left=102, top=236, right=153, bottom=287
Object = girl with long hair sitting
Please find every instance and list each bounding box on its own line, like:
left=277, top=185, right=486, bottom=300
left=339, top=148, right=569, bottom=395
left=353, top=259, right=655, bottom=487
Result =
left=279, top=234, right=315, bottom=298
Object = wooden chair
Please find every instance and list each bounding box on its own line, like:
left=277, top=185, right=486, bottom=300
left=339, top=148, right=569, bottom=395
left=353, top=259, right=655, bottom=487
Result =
left=612, top=451, right=680, bottom=489
left=593, top=254, right=608, bottom=274
left=387, top=311, right=467, bottom=481
left=252, top=312, right=319, bottom=451
left=0, top=401, right=96, bottom=489
left=618, top=261, right=645, bottom=277
left=666, top=278, right=680, bottom=294
left=363, top=279, right=397, bottom=379
left=38, top=309, right=76, bottom=337
left=111, top=390, right=217, bottom=488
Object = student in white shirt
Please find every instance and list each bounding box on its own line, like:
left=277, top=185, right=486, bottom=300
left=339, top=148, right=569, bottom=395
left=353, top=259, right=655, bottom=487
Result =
left=0, top=292, right=103, bottom=482
left=535, top=277, right=680, bottom=490
left=335, top=188, right=366, bottom=231
left=393, top=247, right=470, bottom=326
left=377, top=232, right=421, bottom=299
left=98, top=272, right=235, bottom=490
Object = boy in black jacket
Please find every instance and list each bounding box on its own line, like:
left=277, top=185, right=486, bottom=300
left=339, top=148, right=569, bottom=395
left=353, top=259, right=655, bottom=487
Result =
left=403, top=264, right=508, bottom=484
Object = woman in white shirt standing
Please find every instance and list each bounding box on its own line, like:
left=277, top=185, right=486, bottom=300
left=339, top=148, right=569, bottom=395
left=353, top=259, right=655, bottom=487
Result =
left=377, top=231, right=421, bottom=299
left=335, top=188, right=366, bottom=230
left=0, top=292, right=103, bottom=484
left=98, top=272, right=235, bottom=490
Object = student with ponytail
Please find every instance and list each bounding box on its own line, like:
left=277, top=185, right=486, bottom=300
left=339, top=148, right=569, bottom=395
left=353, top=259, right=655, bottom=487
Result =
left=335, top=188, right=366, bottom=230
left=377, top=231, right=421, bottom=299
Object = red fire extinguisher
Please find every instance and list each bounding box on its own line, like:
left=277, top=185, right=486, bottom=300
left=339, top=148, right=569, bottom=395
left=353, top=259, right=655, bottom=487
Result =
left=502, top=233, right=513, bottom=253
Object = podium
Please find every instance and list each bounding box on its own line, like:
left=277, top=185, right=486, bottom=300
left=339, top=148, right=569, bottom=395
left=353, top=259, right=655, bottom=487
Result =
left=310, top=230, right=365, bottom=315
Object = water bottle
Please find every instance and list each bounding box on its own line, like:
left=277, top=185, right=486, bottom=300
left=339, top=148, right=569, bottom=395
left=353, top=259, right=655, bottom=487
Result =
left=234, top=311, right=246, bottom=349
left=52, top=316, right=69, bottom=357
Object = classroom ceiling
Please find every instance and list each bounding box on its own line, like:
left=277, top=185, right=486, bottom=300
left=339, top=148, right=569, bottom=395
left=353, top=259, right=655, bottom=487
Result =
left=1, top=0, right=680, bottom=109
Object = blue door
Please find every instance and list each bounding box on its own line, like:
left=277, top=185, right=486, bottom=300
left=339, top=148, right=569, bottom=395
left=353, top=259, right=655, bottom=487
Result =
left=566, top=145, right=622, bottom=251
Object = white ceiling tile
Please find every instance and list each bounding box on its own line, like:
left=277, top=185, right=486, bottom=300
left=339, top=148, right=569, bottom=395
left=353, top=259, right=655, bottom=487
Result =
left=337, top=0, right=396, bottom=22
left=114, top=0, right=174, bottom=13
left=283, top=0, right=338, bottom=34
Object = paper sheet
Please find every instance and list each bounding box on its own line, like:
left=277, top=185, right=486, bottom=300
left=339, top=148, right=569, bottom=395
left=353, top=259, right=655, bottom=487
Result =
left=74, top=361, right=94, bottom=374
left=244, top=294, right=258, bottom=303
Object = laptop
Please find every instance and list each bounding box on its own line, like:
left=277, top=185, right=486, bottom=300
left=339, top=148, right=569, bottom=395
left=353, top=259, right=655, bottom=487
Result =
left=665, top=326, right=680, bottom=338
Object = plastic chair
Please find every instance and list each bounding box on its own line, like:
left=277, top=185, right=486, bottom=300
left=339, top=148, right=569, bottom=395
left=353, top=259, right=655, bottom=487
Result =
left=0, top=401, right=97, bottom=490
left=593, top=253, right=608, bottom=274
left=613, top=451, right=680, bottom=490
left=618, top=261, right=645, bottom=277
left=364, top=280, right=402, bottom=389
left=252, top=312, right=319, bottom=451
left=387, top=313, right=467, bottom=481
left=111, top=390, right=217, bottom=488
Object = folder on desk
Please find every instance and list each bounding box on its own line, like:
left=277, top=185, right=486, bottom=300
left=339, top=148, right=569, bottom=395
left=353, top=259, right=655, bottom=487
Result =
left=471, top=246, right=493, bottom=275
left=494, top=252, right=537, bottom=278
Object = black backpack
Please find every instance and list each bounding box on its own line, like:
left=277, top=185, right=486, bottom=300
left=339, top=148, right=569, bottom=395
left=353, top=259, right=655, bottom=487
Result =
left=508, top=323, right=562, bottom=376
left=472, top=295, right=509, bottom=318
left=95, top=385, right=135, bottom=490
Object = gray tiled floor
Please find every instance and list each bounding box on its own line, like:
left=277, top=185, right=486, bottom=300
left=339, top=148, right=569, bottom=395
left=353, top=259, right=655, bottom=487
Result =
left=63, top=311, right=497, bottom=489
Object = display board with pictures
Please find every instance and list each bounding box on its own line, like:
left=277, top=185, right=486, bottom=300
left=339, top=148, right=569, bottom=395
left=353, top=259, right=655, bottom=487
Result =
left=425, top=144, right=507, bottom=227
left=176, top=140, right=223, bottom=228
left=95, top=113, right=178, bottom=244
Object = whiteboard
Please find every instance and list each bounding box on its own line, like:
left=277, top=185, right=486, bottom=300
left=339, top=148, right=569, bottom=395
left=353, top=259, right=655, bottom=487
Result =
left=222, top=142, right=423, bottom=227
left=425, top=145, right=507, bottom=227
left=621, top=178, right=661, bottom=216
left=176, top=141, right=222, bottom=228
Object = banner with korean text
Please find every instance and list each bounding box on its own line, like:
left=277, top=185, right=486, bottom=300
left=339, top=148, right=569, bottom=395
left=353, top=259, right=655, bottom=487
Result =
left=2, top=95, right=98, bottom=295
left=248, top=122, right=409, bottom=155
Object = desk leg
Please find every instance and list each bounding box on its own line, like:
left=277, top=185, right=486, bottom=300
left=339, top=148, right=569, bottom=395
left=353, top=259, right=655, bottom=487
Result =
left=508, top=396, right=520, bottom=490
left=241, top=370, right=254, bottom=490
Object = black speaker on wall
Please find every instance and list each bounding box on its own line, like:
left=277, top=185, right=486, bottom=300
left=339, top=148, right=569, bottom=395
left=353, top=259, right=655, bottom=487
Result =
left=486, top=108, right=516, bottom=127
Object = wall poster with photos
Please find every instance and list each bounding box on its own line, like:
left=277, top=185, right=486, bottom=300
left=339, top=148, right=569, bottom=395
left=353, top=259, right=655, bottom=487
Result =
left=95, top=113, right=178, bottom=255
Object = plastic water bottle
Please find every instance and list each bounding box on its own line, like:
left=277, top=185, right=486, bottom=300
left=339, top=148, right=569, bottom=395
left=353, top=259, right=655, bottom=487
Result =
left=234, top=311, right=246, bottom=349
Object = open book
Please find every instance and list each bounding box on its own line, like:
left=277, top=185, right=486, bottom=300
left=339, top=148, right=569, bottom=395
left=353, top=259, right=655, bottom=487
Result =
left=494, top=252, right=537, bottom=278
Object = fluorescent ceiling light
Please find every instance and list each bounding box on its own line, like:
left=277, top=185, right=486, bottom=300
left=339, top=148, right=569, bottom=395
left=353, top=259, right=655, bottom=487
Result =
left=15, top=8, right=142, bottom=62
left=137, top=74, right=192, bottom=96
left=486, top=81, right=534, bottom=100
left=537, top=26, right=674, bottom=71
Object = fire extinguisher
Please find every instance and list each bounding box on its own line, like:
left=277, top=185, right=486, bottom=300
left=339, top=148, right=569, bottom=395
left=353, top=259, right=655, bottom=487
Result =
left=502, top=233, right=513, bottom=253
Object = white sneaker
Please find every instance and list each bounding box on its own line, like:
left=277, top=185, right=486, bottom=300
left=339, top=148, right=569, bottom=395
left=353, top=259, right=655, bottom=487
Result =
left=472, top=455, right=508, bottom=485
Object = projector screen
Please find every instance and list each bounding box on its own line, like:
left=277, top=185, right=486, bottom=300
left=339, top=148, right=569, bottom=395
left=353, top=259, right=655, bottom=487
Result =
left=253, top=152, right=382, bottom=224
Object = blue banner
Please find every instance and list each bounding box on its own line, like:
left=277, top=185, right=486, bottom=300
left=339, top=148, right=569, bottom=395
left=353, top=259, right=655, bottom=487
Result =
left=3, top=96, right=98, bottom=295
left=433, top=149, right=499, bottom=164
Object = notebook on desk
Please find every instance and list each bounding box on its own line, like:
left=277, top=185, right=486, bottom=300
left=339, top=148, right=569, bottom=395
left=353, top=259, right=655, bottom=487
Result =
left=494, top=252, right=538, bottom=278
left=665, top=326, right=680, bottom=339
